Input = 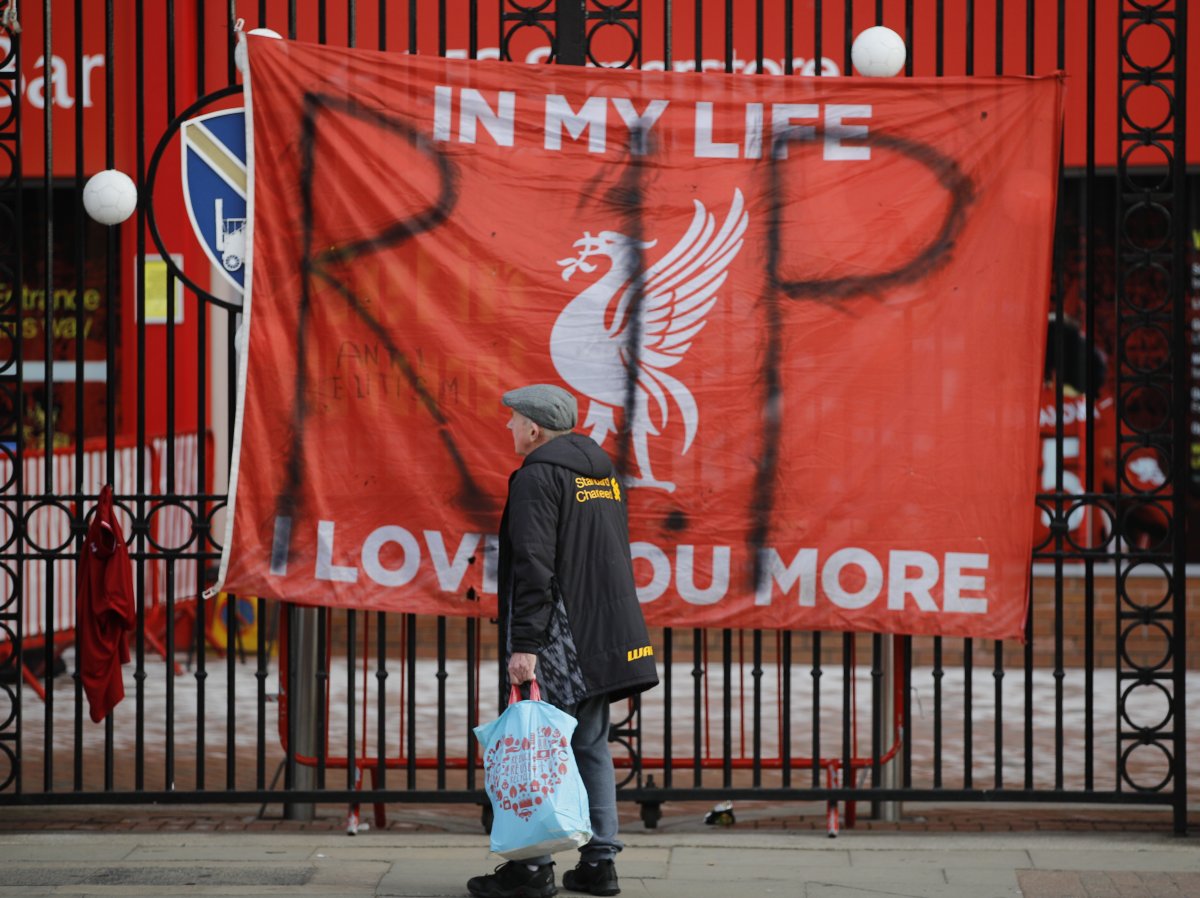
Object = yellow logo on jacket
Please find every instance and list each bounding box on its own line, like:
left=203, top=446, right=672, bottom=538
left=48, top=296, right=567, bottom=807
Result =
left=627, top=644, right=653, bottom=662
left=575, top=475, right=621, bottom=504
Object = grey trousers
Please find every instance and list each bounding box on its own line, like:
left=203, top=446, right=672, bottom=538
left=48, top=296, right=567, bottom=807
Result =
left=527, top=694, right=622, bottom=866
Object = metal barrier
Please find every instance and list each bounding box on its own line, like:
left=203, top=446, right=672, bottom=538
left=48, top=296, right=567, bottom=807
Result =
left=273, top=610, right=904, bottom=834
left=0, top=1, right=1191, bottom=835
left=0, top=434, right=210, bottom=697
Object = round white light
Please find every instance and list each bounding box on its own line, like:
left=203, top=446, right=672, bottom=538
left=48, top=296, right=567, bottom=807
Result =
left=82, top=169, right=138, bottom=226
left=235, top=28, right=284, bottom=75
left=851, top=26, right=907, bottom=78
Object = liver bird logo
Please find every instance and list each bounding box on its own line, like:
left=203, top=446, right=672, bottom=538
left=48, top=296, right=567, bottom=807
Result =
left=551, top=190, right=748, bottom=492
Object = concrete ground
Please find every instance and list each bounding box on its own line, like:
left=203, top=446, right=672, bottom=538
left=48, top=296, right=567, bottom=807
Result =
left=0, top=802, right=1197, bottom=897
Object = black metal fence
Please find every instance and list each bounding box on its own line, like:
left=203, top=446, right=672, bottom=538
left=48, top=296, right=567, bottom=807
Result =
left=0, top=1, right=1191, bottom=834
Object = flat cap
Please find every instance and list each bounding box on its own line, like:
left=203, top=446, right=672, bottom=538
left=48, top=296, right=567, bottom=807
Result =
left=502, top=384, right=578, bottom=431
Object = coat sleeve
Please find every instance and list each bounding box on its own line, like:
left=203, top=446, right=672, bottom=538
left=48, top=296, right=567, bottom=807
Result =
left=505, top=467, right=560, bottom=653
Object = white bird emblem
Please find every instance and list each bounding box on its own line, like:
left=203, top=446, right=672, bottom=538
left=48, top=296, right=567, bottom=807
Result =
left=551, top=189, right=749, bottom=492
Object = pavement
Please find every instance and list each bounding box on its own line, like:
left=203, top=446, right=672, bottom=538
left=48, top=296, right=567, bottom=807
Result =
left=1, top=803, right=1198, bottom=897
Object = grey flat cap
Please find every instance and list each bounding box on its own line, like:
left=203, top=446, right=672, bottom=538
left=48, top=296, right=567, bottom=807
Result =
left=502, top=384, right=578, bottom=431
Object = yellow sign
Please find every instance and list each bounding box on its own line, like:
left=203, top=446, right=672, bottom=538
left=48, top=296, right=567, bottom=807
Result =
left=142, top=254, right=185, bottom=324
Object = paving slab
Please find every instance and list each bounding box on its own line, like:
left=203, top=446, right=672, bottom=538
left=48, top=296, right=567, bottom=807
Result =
left=791, top=865, right=952, bottom=887
left=848, top=847, right=1033, bottom=869
left=1018, top=869, right=1200, bottom=898
left=316, top=845, right=485, bottom=862
left=805, top=884, right=1019, bottom=898
left=124, top=843, right=316, bottom=861
left=628, top=877, right=803, bottom=897
left=944, top=867, right=1031, bottom=887
left=1, top=824, right=1199, bottom=897
left=668, top=845, right=852, bottom=871
left=0, top=840, right=135, bottom=862
left=1026, top=848, right=1200, bottom=872
left=0, top=863, right=315, bottom=887
left=375, top=864, right=472, bottom=898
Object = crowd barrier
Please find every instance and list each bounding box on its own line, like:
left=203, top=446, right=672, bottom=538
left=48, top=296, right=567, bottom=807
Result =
left=275, top=610, right=904, bottom=836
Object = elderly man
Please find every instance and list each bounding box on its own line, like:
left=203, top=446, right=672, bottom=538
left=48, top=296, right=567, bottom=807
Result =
left=469, top=384, right=658, bottom=898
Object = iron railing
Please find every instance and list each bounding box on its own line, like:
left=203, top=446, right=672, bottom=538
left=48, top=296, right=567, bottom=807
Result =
left=0, top=0, right=1191, bottom=835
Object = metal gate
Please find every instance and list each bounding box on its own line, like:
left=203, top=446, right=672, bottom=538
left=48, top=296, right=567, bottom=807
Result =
left=0, top=1, right=1191, bottom=834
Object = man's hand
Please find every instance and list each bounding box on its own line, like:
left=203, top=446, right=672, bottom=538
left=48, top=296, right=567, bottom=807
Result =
left=507, top=652, right=537, bottom=685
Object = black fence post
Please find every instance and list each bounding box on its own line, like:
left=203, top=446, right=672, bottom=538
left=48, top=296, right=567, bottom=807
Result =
left=0, top=0, right=23, bottom=796
left=555, top=0, right=587, bottom=66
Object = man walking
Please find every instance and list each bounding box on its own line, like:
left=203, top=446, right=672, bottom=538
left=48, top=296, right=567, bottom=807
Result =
left=468, top=384, right=659, bottom=898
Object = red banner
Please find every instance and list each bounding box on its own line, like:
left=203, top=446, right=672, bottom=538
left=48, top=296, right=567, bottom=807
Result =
left=216, top=36, right=1064, bottom=641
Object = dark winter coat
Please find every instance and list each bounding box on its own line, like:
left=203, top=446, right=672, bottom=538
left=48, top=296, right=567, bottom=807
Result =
left=498, top=432, right=659, bottom=708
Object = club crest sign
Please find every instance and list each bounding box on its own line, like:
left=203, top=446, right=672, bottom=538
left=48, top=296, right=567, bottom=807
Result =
left=551, top=190, right=748, bottom=492
left=181, top=108, right=248, bottom=292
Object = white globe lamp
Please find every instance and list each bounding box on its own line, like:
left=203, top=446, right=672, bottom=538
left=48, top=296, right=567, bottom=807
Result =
left=235, top=28, right=284, bottom=75
left=82, top=169, right=138, bottom=226
left=851, top=26, right=907, bottom=78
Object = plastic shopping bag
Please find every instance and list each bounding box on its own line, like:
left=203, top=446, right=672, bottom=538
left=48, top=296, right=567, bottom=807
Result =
left=473, top=679, right=592, bottom=860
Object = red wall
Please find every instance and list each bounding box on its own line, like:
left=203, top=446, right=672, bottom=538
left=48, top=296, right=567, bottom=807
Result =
left=9, top=0, right=1197, bottom=443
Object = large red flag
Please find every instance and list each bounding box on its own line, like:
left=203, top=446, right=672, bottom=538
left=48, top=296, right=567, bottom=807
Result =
left=216, top=35, right=1063, bottom=641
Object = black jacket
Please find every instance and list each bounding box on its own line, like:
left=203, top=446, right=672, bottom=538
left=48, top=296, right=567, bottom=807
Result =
left=499, top=432, right=659, bottom=707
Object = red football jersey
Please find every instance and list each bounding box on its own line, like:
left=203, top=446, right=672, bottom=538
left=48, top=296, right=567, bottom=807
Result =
left=1035, top=388, right=1168, bottom=552
left=76, top=484, right=136, bottom=722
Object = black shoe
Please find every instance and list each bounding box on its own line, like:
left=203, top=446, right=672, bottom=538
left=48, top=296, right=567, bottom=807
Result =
left=467, top=861, right=557, bottom=898
left=562, top=860, right=620, bottom=896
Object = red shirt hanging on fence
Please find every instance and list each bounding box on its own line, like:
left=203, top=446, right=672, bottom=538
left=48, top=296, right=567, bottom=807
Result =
left=77, top=483, right=136, bottom=722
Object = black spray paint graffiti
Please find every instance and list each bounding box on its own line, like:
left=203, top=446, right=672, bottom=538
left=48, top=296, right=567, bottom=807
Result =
left=747, top=125, right=975, bottom=593
left=271, top=91, right=483, bottom=573
left=269, top=95, right=975, bottom=596
left=611, top=151, right=652, bottom=487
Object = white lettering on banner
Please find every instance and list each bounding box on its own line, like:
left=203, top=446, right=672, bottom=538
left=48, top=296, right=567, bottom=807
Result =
left=316, top=520, right=358, bottom=583
left=459, top=88, right=516, bottom=147
left=304, top=522, right=489, bottom=590
left=433, top=85, right=452, bottom=141
left=285, top=523, right=989, bottom=615
left=744, top=102, right=764, bottom=159
left=887, top=550, right=940, bottom=611
left=544, top=94, right=608, bottom=153
left=756, top=546, right=990, bottom=614
left=824, top=105, right=873, bottom=160
left=675, top=545, right=731, bottom=605
left=694, top=101, right=738, bottom=158
left=942, top=553, right=990, bottom=613
left=631, top=541, right=671, bottom=603
left=822, top=547, right=884, bottom=609
left=610, top=97, right=670, bottom=155
left=424, top=530, right=481, bottom=591
left=362, top=526, right=421, bottom=587
left=769, top=104, right=873, bottom=160
left=755, top=547, right=818, bottom=606
left=432, top=85, right=871, bottom=161
left=770, top=103, right=819, bottom=158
